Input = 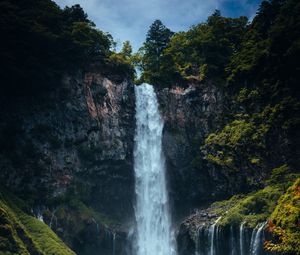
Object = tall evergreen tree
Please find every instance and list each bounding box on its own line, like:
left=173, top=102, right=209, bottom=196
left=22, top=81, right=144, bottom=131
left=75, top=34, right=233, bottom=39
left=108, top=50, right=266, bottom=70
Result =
left=140, top=20, right=174, bottom=84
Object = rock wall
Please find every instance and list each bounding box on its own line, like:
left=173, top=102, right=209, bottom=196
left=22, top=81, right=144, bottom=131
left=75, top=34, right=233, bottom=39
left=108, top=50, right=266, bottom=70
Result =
left=0, top=69, right=136, bottom=254
left=156, top=82, right=226, bottom=216
left=0, top=73, right=273, bottom=254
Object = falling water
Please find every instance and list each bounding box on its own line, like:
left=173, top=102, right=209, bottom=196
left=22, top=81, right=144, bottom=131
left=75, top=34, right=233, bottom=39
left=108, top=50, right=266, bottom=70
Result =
left=239, top=222, right=245, bottom=255
left=194, top=221, right=268, bottom=255
left=112, top=232, right=116, bottom=255
left=195, top=226, right=201, bottom=255
left=134, top=83, right=176, bottom=255
left=49, top=209, right=57, bottom=229
left=250, top=223, right=266, bottom=255
left=230, top=225, right=235, bottom=255
left=209, top=217, right=221, bottom=255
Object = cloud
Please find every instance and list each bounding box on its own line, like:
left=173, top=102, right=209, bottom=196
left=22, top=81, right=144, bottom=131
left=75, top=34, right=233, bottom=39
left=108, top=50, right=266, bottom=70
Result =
left=54, top=0, right=261, bottom=51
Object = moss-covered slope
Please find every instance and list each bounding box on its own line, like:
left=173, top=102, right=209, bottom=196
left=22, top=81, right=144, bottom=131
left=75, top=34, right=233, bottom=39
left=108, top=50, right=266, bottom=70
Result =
left=0, top=189, right=75, bottom=255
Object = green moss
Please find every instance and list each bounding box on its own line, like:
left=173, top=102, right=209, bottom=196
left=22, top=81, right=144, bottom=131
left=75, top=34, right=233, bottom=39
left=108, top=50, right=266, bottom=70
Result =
left=205, top=119, right=256, bottom=148
left=236, top=88, right=259, bottom=103
left=265, top=178, right=300, bottom=255
left=214, top=185, right=283, bottom=228
left=201, top=97, right=299, bottom=175
left=266, top=164, right=299, bottom=187
left=0, top=204, right=31, bottom=255
left=0, top=188, right=75, bottom=255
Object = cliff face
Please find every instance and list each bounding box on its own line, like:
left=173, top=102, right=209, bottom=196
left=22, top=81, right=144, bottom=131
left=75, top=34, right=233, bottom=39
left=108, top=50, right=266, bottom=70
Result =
left=156, top=83, right=226, bottom=214
left=1, top=73, right=284, bottom=254
left=0, top=69, right=135, bottom=254
left=1, top=73, right=231, bottom=250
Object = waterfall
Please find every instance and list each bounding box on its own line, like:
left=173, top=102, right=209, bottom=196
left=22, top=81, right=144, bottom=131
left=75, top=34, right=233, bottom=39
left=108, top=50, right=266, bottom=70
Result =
left=133, top=83, right=176, bottom=255
left=215, top=223, right=220, bottom=255
left=49, top=209, right=57, bottom=229
left=194, top=221, right=268, bottom=255
left=195, top=226, right=201, bottom=255
left=239, top=222, right=245, bottom=255
left=209, top=217, right=221, bottom=255
left=112, top=232, right=116, bottom=255
left=250, top=223, right=266, bottom=255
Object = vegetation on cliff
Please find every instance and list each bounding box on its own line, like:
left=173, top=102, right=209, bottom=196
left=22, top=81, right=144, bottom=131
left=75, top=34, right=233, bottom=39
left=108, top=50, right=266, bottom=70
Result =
left=202, top=0, right=299, bottom=176
left=0, top=188, right=75, bottom=255
left=136, top=11, right=248, bottom=87
left=266, top=178, right=300, bottom=255
left=211, top=166, right=299, bottom=228
left=0, top=0, right=134, bottom=99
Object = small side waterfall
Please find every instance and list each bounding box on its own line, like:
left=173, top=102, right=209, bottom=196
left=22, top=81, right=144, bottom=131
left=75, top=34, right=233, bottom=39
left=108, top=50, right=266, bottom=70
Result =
left=194, top=221, right=267, bottom=255
left=133, top=83, right=176, bottom=255
left=250, top=223, right=266, bottom=255
left=239, top=222, right=245, bottom=255
left=112, top=232, right=116, bottom=255
left=195, top=225, right=203, bottom=255
left=209, top=217, right=221, bottom=255
left=49, top=209, right=58, bottom=229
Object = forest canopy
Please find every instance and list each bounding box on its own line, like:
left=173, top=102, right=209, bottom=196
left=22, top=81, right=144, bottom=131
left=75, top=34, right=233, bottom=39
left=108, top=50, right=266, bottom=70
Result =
left=137, top=0, right=300, bottom=96
left=0, top=0, right=134, bottom=98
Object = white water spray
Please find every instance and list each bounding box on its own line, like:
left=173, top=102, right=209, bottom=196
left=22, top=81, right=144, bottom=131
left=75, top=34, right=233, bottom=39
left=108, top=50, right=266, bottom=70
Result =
left=134, top=83, right=176, bottom=255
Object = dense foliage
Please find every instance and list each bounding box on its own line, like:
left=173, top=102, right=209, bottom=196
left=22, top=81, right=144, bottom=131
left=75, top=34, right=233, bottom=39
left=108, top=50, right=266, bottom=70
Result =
left=0, top=0, right=134, bottom=99
left=137, top=20, right=174, bottom=85
left=201, top=0, right=299, bottom=180
left=138, top=0, right=300, bottom=93
left=137, top=11, right=248, bottom=87
left=211, top=166, right=299, bottom=228
left=266, top=178, right=300, bottom=254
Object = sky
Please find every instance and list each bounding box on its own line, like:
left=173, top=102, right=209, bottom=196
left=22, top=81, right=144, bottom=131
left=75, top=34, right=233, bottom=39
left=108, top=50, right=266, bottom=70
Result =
left=54, top=0, right=262, bottom=51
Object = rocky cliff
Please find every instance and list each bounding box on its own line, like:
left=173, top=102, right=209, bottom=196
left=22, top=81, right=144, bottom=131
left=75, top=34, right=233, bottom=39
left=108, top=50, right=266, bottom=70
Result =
left=157, top=82, right=226, bottom=215
left=1, top=71, right=296, bottom=255
left=0, top=67, right=135, bottom=254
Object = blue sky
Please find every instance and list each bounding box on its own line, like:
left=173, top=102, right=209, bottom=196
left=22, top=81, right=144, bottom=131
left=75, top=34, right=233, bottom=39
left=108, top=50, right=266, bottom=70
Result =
left=54, top=0, right=262, bottom=51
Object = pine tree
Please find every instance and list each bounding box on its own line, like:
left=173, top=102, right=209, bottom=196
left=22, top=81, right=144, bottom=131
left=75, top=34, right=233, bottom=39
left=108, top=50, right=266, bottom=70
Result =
left=141, top=20, right=173, bottom=84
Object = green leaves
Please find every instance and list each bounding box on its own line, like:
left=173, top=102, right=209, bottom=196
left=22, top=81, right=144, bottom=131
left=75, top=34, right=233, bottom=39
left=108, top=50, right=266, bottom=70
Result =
left=0, top=0, right=133, bottom=99
left=138, top=20, right=174, bottom=86
left=138, top=12, right=248, bottom=87
left=266, top=178, right=300, bottom=255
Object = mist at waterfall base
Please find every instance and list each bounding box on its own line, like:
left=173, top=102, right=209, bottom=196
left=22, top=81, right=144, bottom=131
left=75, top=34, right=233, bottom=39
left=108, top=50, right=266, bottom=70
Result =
left=132, top=83, right=176, bottom=255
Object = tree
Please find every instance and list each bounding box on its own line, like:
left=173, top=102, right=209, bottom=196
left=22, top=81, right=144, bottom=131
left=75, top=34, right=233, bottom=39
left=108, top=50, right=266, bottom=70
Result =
left=120, top=40, right=132, bottom=58
left=140, top=20, right=174, bottom=85
left=63, top=4, right=94, bottom=25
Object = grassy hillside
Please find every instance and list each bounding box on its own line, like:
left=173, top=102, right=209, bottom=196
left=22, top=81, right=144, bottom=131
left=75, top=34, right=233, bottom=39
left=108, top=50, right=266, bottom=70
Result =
left=0, top=188, right=75, bottom=255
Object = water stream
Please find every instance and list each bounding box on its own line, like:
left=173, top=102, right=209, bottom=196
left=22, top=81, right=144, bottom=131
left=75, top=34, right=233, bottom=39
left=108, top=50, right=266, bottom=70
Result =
left=133, top=83, right=266, bottom=255
left=133, top=83, right=176, bottom=255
